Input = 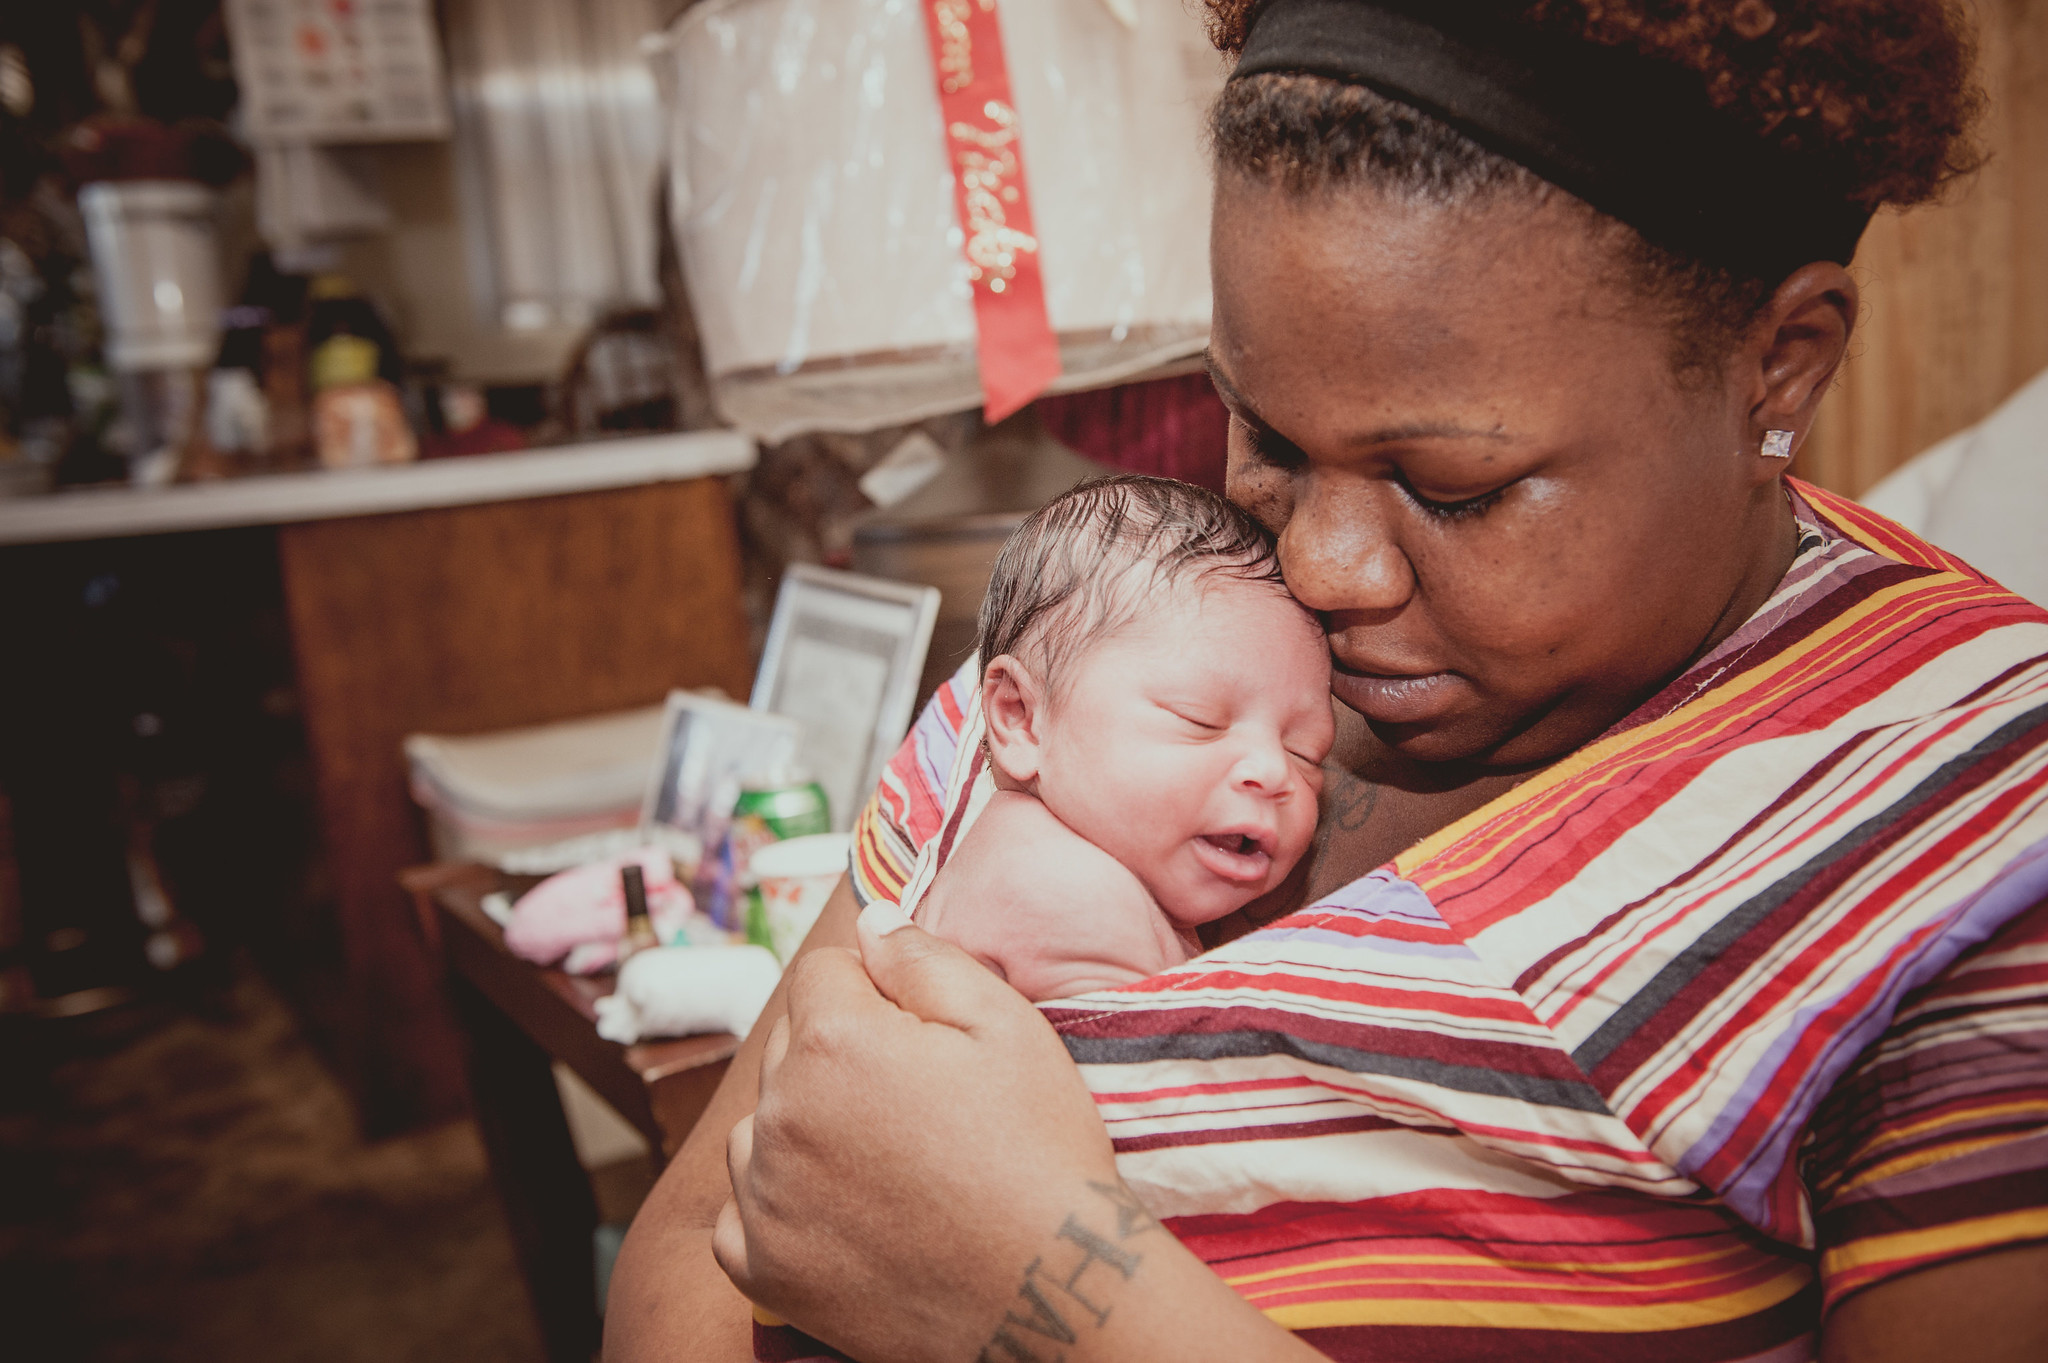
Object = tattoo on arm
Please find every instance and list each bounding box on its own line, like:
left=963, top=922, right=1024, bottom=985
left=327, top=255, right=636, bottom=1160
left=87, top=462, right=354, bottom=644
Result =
left=975, top=1181, right=1160, bottom=1363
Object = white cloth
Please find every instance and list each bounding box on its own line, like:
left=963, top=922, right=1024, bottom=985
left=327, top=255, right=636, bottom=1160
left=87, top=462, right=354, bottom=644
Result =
left=593, top=945, right=782, bottom=1043
left=1860, top=366, right=2048, bottom=605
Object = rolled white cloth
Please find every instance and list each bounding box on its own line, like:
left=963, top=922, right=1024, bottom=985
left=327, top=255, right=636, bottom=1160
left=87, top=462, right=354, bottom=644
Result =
left=593, top=945, right=781, bottom=1044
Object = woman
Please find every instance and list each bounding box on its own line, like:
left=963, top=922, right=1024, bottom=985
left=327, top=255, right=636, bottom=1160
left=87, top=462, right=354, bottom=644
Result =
left=610, top=2, right=2048, bottom=1359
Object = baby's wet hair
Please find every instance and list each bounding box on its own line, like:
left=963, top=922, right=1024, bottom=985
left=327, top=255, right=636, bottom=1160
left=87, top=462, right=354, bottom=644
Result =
left=977, top=474, right=1303, bottom=695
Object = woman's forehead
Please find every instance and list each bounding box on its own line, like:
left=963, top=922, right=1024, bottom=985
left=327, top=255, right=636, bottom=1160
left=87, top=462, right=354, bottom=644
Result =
left=1208, top=178, right=1670, bottom=441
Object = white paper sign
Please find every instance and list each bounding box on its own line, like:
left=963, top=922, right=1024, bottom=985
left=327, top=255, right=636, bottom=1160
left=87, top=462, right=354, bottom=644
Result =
left=227, top=0, right=450, bottom=143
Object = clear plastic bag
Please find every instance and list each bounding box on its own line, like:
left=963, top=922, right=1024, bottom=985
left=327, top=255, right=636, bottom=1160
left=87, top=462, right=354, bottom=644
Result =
left=663, top=0, right=1223, bottom=443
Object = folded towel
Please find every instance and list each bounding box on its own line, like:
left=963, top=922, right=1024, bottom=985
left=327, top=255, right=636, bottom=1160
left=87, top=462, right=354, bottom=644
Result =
left=594, top=945, right=782, bottom=1043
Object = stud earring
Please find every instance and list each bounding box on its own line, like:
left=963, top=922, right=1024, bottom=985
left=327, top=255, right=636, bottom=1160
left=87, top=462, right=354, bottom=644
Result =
left=1761, top=429, right=1795, bottom=460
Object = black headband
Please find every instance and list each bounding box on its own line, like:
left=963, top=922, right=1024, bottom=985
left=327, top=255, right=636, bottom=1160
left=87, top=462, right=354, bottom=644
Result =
left=1232, top=0, right=1870, bottom=281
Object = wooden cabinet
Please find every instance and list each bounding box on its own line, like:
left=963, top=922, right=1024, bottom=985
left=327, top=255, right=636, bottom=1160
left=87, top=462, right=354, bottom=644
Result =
left=278, top=476, right=752, bottom=1131
left=1802, top=0, right=2048, bottom=495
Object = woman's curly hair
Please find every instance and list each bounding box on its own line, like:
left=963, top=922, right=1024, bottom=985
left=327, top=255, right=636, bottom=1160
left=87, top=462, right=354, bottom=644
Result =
left=1204, top=1, right=1984, bottom=369
left=1207, top=1, right=1981, bottom=210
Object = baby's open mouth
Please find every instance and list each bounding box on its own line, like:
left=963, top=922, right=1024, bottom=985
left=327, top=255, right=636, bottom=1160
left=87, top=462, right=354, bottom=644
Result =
left=1193, top=830, right=1273, bottom=883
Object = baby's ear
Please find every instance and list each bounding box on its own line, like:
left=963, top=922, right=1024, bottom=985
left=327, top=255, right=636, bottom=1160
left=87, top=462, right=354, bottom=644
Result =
left=981, top=655, right=1045, bottom=787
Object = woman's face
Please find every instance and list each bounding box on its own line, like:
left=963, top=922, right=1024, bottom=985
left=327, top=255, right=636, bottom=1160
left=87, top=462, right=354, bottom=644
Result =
left=1210, top=173, right=1789, bottom=769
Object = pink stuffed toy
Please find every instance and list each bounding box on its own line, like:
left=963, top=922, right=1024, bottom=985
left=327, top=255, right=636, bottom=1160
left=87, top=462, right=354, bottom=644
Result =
left=502, top=849, right=694, bottom=973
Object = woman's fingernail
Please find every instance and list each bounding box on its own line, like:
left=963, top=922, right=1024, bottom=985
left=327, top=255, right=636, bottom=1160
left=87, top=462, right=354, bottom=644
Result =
left=859, top=899, right=912, bottom=937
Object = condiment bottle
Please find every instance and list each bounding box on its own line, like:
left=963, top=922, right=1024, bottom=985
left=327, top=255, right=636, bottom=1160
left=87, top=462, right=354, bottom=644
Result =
left=619, top=863, right=659, bottom=961
left=310, top=331, right=416, bottom=467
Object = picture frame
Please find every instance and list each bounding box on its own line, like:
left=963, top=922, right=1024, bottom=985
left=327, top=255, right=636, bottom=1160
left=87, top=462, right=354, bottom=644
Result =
left=751, top=566, right=941, bottom=831
left=638, top=689, right=802, bottom=848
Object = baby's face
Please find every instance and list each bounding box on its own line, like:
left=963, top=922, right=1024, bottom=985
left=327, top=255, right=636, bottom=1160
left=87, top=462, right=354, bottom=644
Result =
left=1032, top=575, right=1334, bottom=925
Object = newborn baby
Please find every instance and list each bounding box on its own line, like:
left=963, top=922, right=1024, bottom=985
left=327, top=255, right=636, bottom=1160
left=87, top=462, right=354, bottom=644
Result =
left=914, top=475, right=1334, bottom=1001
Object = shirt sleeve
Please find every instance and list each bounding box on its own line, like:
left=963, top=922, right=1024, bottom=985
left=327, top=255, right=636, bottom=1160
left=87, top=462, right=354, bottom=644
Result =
left=846, top=656, right=980, bottom=907
left=1805, top=894, right=2048, bottom=1317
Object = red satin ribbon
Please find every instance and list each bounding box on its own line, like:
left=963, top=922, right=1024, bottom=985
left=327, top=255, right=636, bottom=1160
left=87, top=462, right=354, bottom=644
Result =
left=917, top=0, right=1063, bottom=422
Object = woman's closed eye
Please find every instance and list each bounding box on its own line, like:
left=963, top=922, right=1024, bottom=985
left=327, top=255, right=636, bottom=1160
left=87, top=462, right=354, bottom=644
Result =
left=1237, top=412, right=1512, bottom=518
left=1235, top=416, right=1307, bottom=470
left=1397, top=469, right=1512, bottom=521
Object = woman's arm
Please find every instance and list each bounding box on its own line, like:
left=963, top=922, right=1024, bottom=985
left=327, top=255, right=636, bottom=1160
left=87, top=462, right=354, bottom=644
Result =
left=602, top=875, right=864, bottom=1363
left=1806, top=897, right=2048, bottom=1361
left=712, top=902, right=1326, bottom=1363
left=1821, top=1244, right=2048, bottom=1362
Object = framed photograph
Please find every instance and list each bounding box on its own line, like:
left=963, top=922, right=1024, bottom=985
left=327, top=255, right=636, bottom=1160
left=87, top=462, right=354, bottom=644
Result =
left=639, top=690, right=802, bottom=848
left=751, top=566, right=941, bottom=831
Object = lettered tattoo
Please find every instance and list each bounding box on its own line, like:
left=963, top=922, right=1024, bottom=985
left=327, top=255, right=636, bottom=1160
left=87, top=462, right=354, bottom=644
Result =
left=974, top=1181, right=1160, bottom=1363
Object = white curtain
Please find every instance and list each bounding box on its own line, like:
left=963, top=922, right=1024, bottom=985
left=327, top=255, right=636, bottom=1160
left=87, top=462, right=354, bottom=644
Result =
left=445, top=0, right=668, bottom=330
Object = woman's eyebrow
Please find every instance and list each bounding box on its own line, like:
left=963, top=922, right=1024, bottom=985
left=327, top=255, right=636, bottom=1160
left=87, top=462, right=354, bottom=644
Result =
left=1205, top=353, right=1508, bottom=449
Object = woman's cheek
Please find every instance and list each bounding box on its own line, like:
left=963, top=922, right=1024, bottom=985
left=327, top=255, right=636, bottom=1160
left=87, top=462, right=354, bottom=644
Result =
left=1411, top=525, right=1570, bottom=671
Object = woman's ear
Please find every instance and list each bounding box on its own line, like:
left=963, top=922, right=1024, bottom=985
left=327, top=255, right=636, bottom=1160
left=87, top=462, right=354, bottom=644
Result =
left=1739, top=261, right=1859, bottom=477
left=981, top=655, right=1046, bottom=788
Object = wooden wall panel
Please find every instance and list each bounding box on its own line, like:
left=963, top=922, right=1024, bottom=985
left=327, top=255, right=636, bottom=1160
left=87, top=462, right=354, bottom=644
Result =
left=1800, top=0, right=2048, bottom=496
left=278, top=476, right=752, bottom=1133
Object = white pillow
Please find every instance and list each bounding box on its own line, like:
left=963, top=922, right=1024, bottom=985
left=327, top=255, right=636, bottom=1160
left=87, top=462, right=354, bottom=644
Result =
left=1858, top=366, right=2048, bottom=606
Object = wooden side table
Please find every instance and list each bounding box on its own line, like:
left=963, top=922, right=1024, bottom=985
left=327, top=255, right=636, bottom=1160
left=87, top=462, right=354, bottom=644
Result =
left=401, top=863, right=739, bottom=1363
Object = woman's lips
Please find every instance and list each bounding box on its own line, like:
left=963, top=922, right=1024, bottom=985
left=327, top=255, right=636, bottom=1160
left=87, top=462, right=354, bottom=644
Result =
left=1330, top=665, right=1463, bottom=726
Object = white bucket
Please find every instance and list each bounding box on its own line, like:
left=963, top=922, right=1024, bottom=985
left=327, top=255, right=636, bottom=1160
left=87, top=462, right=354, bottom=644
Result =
left=749, top=832, right=850, bottom=961
left=79, top=180, right=224, bottom=371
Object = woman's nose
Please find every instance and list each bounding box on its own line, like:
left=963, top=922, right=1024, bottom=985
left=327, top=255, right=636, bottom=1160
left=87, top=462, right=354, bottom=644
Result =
left=1279, top=477, right=1414, bottom=616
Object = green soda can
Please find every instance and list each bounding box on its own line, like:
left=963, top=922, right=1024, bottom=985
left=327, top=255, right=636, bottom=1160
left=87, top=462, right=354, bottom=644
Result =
left=732, top=779, right=831, bottom=851
left=730, top=778, right=830, bottom=951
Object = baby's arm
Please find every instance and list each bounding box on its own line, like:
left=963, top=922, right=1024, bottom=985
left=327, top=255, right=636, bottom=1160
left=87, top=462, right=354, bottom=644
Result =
left=919, top=791, right=1195, bottom=1002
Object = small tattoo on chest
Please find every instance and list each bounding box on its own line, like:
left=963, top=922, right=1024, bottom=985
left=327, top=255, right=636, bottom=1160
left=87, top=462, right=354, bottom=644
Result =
left=1325, top=766, right=1382, bottom=833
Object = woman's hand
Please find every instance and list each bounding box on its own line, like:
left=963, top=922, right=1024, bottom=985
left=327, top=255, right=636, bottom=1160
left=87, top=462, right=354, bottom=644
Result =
left=714, top=902, right=1321, bottom=1363
left=714, top=900, right=1115, bottom=1360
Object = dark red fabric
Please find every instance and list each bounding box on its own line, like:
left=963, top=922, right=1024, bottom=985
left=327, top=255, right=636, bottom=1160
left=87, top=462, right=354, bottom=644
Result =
left=1035, top=373, right=1230, bottom=493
